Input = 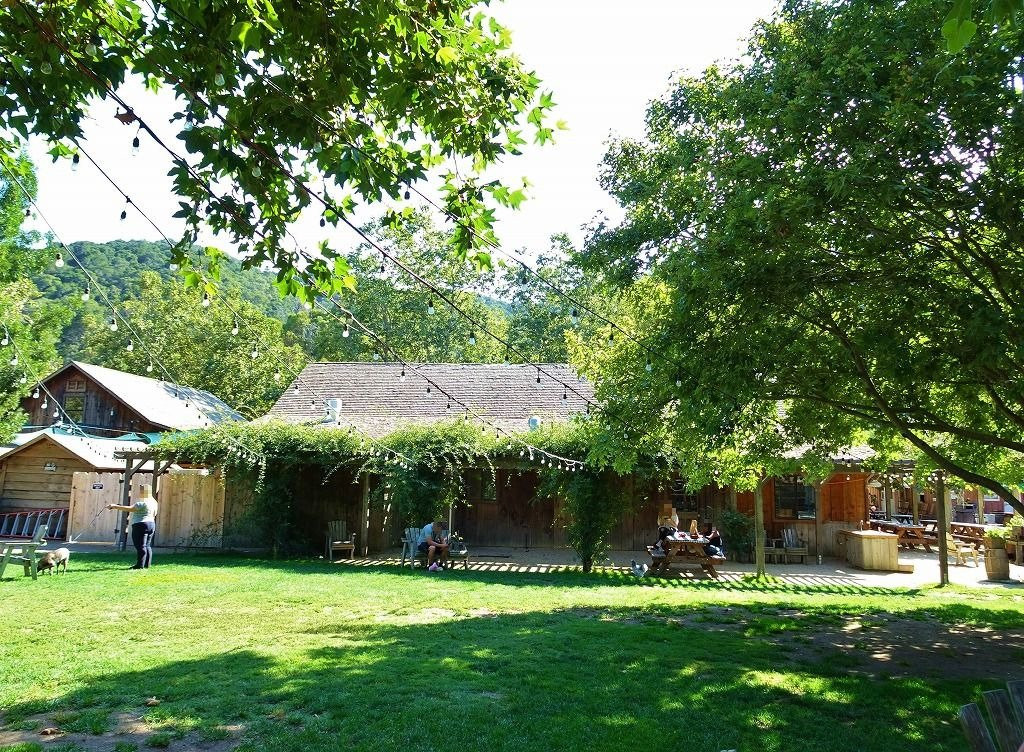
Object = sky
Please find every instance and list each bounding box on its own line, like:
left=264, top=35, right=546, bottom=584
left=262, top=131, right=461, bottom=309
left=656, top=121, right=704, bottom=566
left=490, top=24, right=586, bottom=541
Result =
left=28, top=1, right=777, bottom=261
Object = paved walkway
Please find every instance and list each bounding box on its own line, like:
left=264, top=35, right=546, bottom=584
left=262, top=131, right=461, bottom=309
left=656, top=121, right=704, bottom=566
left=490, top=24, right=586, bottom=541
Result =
left=46, top=542, right=1024, bottom=590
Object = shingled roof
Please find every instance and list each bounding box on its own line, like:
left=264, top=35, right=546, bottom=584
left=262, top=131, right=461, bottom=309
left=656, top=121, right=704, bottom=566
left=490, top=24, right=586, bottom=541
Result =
left=266, top=362, right=593, bottom=438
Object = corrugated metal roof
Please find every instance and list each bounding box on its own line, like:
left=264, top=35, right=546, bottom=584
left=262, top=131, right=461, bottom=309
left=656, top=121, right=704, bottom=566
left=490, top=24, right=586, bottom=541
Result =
left=69, top=361, right=242, bottom=430
left=265, top=362, right=593, bottom=438
left=0, top=427, right=151, bottom=470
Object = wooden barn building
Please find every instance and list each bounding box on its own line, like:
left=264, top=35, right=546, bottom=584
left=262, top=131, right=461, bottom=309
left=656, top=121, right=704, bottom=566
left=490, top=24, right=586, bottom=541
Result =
left=231, top=362, right=913, bottom=557
left=0, top=361, right=242, bottom=533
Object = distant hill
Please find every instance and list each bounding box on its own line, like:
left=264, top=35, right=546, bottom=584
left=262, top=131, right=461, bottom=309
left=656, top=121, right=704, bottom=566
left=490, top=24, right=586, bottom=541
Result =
left=33, top=239, right=300, bottom=321
left=32, top=239, right=301, bottom=359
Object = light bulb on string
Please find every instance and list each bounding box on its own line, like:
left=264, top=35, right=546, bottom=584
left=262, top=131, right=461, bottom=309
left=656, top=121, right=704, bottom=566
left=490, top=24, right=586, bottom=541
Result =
left=81, top=285, right=90, bottom=302
left=8, top=353, right=17, bottom=366
left=202, top=291, right=211, bottom=307
left=18, top=374, right=25, bottom=384
left=561, top=391, right=567, bottom=407
left=293, top=383, right=300, bottom=393
left=400, top=367, right=406, bottom=382
left=120, top=197, right=130, bottom=221
left=427, top=299, right=435, bottom=315
left=0, top=331, right=8, bottom=346
left=372, top=351, right=381, bottom=361
left=426, top=384, right=432, bottom=394
left=379, top=259, right=386, bottom=274
left=536, top=369, right=541, bottom=384
left=146, top=362, right=154, bottom=373
left=342, top=322, right=350, bottom=338
left=71, top=153, right=80, bottom=172
left=607, top=332, right=614, bottom=345
left=675, top=376, right=682, bottom=388
left=85, top=40, right=98, bottom=57
left=40, top=61, right=52, bottom=74
left=40, top=399, right=48, bottom=410
left=131, top=135, right=140, bottom=154
left=404, top=189, right=411, bottom=200
left=125, top=340, right=134, bottom=352
left=468, top=331, right=476, bottom=345
left=54, top=252, right=64, bottom=268
left=645, top=359, right=652, bottom=373
left=231, top=320, right=239, bottom=336
left=251, top=164, right=262, bottom=178
left=250, top=345, right=259, bottom=359
left=273, top=370, right=281, bottom=382
left=570, top=309, right=579, bottom=325
left=214, top=69, right=225, bottom=87
left=32, top=387, right=39, bottom=399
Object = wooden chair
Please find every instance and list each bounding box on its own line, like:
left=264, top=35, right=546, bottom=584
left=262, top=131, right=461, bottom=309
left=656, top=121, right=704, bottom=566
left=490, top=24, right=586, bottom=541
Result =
left=0, top=524, right=48, bottom=580
left=324, top=520, right=356, bottom=561
left=960, top=680, right=1023, bottom=752
left=400, top=527, right=421, bottom=567
left=947, top=533, right=979, bottom=567
left=764, top=535, right=784, bottom=564
left=781, top=527, right=809, bottom=564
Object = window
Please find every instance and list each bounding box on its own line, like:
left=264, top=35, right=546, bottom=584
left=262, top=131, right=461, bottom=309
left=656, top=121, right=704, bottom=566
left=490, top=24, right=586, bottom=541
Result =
left=464, top=470, right=497, bottom=503
left=671, top=478, right=699, bottom=514
left=63, top=395, right=85, bottom=423
left=65, top=378, right=86, bottom=393
left=775, top=475, right=816, bottom=520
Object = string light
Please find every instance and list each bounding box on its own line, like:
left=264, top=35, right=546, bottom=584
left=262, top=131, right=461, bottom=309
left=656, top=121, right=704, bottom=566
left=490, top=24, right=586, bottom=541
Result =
left=8, top=352, right=17, bottom=366
left=146, top=362, right=154, bottom=373
left=231, top=319, right=239, bottom=336
left=131, top=135, right=140, bottom=154
left=468, top=331, right=476, bottom=345
left=645, top=359, right=652, bottom=373
left=119, top=197, right=129, bottom=221
left=81, top=285, right=90, bottom=302
left=109, top=315, right=118, bottom=332
left=273, top=370, right=281, bottom=382
left=571, top=309, right=579, bottom=325
left=251, top=163, right=262, bottom=178
left=202, top=291, right=211, bottom=307
left=125, top=339, right=134, bottom=352
left=54, top=251, right=64, bottom=268
left=250, top=344, right=260, bottom=359
left=214, top=69, right=225, bottom=87
left=71, top=153, right=80, bottom=171
left=32, top=387, right=39, bottom=399
left=427, top=299, right=435, bottom=315
left=40, top=61, right=51, bottom=74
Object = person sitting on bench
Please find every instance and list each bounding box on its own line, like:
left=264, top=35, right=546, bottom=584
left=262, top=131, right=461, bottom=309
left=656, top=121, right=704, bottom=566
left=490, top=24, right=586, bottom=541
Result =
left=702, top=523, right=725, bottom=559
left=632, top=525, right=674, bottom=577
left=419, top=520, right=449, bottom=572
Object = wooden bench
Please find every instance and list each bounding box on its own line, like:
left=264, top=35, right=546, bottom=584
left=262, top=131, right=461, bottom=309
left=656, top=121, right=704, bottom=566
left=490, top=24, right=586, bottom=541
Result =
left=647, top=541, right=725, bottom=578
left=400, top=528, right=469, bottom=570
left=959, top=680, right=1023, bottom=752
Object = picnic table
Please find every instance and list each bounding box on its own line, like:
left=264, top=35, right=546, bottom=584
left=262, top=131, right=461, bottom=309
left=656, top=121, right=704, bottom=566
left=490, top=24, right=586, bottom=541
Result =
left=0, top=539, right=47, bottom=580
left=949, top=522, right=992, bottom=550
left=868, top=520, right=932, bottom=552
left=647, top=536, right=724, bottom=578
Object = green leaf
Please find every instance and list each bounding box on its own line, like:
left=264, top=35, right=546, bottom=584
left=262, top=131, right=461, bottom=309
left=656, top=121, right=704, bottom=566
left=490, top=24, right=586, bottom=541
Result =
left=436, top=46, right=460, bottom=65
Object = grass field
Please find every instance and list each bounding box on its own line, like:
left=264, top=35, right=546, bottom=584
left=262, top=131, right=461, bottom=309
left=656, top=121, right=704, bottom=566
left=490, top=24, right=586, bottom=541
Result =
left=1, top=553, right=1023, bottom=752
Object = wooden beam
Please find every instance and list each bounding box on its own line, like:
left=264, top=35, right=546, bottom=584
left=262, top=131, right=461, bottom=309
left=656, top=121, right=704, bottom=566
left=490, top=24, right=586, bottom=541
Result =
left=813, top=480, right=823, bottom=559
left=359, top=473, right=370, bottom=556
left=912, top=485, right=920, bottom=524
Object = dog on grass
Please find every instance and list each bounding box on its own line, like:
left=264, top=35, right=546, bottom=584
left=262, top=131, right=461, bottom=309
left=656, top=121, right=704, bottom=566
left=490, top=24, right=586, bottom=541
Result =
left=36, top=547, right=70, bottom=575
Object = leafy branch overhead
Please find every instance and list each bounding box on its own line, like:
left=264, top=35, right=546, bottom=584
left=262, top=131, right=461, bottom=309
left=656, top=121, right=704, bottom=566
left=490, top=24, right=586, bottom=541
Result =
left=0, top=0, right=557, bottom=292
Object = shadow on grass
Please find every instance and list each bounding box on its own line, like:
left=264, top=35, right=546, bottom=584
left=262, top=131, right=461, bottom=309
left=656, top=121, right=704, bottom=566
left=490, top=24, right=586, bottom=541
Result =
left=0, top=607, right=996, bottom=752
left=52, top=551, right=924, bottom=598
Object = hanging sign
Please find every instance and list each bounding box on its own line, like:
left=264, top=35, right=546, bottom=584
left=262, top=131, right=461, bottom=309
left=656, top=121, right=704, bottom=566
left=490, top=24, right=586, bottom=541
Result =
left=92, top=482, right=104, bottom=490
left=43, top=462, right=57, bottom=472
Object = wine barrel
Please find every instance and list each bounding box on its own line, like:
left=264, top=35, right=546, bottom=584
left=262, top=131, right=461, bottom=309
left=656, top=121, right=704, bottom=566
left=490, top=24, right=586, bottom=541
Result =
left=984, top=547, right=1011, bottom=580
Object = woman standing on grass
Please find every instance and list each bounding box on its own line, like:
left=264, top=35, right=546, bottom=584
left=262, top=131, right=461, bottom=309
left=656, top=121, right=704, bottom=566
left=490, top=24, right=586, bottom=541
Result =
left=107, top=484, right=159, bottom=569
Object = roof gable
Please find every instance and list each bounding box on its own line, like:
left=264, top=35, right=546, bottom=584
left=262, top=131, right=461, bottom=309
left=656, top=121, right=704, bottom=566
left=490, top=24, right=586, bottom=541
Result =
left=0, top=428, right=149, bottom=470
left=45, top=362, right=243, bottom=431
left=266, top=362, right=592, bottom=438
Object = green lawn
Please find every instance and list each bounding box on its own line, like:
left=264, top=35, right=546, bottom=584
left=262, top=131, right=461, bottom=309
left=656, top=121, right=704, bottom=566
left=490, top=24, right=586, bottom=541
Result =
left=2, top=554, right=1023, bottom=752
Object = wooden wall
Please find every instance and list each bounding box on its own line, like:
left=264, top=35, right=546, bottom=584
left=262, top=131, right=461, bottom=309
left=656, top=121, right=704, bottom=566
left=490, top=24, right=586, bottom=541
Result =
left=0, top=439, right=101, bottom=511
left=67, top=470, right=224, bottom=547
left=20, top=366, right=162, bottom=434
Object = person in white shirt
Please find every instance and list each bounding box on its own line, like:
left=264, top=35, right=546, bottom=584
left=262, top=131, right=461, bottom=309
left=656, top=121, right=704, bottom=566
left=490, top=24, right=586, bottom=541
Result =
left=419, top=520, right=449, bottom=572
left=107, top=484, right=159, bottom=569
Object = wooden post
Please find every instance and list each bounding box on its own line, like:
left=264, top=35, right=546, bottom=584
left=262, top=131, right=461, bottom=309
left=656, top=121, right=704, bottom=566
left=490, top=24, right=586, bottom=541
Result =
left=754, top=475, right=766, bottom=578
left=728, top=486, right=737, bottom=510
left=359, top=474, right=370, bottom=556
left=976, top=485, right=985, bottom=525
left=813, top=480, right=823, bottom=559
left=912, top=485, right=920, bottom=524
left=936, top=473, right=949, bottom=587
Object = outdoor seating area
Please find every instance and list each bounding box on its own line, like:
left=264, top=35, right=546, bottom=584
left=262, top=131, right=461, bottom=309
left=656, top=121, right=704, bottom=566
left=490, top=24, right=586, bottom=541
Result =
left=0, top=523, right=49, bottom=580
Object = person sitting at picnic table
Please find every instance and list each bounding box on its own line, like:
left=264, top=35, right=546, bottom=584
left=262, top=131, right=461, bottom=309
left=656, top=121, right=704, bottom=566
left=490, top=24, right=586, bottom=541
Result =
left=419, top=520, right=449, bottom=572
left=702, top=523, right=725, bottom=559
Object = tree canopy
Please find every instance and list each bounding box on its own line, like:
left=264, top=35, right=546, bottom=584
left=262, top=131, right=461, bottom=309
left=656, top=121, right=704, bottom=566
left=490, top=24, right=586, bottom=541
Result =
left=0, top=0, right=557, bottom=296
left=585, top=0, right=1024, bottom=512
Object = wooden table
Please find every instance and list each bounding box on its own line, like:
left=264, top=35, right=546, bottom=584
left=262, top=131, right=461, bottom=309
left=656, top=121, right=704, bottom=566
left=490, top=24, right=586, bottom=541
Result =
left=869, top=520, right=932, bottom=552
left=949, top=522, right=992, bottom=550
left=837, top=529, right=911, bottom=572
left=0, top=540, right=46, bottom=580
left=648, top=537, right=724, bottom=578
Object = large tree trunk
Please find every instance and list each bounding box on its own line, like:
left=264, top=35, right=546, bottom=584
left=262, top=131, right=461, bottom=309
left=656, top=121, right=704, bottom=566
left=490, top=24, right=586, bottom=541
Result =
left=754, top=476, right=766, bottom=578
left=936, top=474, right=949, bottom=587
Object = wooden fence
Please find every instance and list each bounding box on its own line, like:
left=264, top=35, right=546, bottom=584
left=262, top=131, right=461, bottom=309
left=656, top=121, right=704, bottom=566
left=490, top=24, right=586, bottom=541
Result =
left=68, top=470, right=224, bottom=547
